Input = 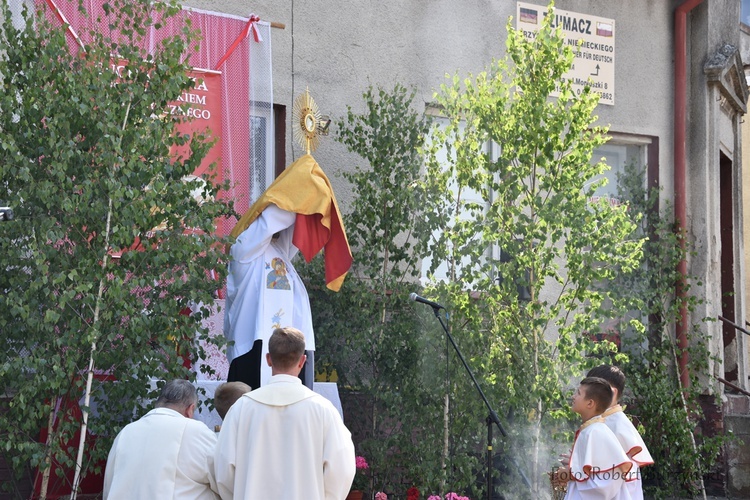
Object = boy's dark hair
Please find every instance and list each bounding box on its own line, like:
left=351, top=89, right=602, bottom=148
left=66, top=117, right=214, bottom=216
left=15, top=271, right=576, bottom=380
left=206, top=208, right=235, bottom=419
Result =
left=580, top=377, right=614, bottom=413
left=214, top=381, right=252, bottom=420
left=269, top=327, right=306, bottom=370
left=586, top=364, right=626, bottom=396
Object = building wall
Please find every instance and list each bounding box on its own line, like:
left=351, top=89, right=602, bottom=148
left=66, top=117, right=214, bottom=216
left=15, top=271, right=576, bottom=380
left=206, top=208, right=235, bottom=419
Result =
left=183, top=0, right=747, bottom=393
left=688, top=1, right=748, bottom=395
left=185, top=0, right=677, bottom=208
left=689, top=2, right=724, bottom=393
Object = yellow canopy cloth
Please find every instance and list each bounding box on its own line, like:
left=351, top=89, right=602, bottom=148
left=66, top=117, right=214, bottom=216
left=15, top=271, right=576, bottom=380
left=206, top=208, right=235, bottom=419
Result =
left=230, top=154, right=352, bottom=291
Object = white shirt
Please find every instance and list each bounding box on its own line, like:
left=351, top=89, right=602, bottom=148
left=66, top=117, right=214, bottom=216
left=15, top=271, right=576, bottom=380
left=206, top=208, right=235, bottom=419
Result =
left=565, top=419, right=633, bottom=500
left=211, top=374, right=355, bottom=500
left=103, top=407, right=218, bottom=500
left=602, top=406, right=654, bottom=500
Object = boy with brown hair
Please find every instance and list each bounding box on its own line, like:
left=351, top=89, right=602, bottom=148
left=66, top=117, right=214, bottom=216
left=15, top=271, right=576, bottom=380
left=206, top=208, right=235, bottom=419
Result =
left=587, top=365, right=653, bottom=499
left=555, top=377, right=633, bottom=499
left=214, top=381, right=252, bottom=421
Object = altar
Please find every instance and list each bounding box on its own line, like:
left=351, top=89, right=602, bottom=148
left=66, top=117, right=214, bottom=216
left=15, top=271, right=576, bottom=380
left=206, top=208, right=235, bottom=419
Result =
left=193, top=380, right=344, bottom=430
left=190, top=299, right=343, bottom=429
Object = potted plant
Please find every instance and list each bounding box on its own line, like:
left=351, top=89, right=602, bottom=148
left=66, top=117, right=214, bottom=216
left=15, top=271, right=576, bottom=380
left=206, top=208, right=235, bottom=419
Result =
left=347, top=456, right=369, bottom=499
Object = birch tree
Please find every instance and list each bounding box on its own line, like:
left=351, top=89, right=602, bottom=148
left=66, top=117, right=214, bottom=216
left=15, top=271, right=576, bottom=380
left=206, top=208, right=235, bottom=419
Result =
left=424, top=4, right=644, bottom=495
left=0, top=1, right=231, bottom=496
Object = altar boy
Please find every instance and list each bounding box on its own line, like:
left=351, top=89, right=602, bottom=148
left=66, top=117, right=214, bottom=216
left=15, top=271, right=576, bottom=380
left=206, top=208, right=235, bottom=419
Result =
left=556, top=377, right=633, bottom=500
left=587, top=365, right=653, bottom=499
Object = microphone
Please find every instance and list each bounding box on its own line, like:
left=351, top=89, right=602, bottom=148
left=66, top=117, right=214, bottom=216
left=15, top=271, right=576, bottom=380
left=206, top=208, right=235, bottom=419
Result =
left=409, top=292, right=444, bottom=310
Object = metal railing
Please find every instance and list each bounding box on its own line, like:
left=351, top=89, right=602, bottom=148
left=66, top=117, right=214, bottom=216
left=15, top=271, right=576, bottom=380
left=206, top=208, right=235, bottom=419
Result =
left=716, top=316, right=750, bottom=397
left=718, top=315, right=750, bottom=337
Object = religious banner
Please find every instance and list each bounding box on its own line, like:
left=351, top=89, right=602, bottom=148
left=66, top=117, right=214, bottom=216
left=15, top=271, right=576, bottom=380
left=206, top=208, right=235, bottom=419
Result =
left=42, top=0, right=275, bottom=238
left=100, top=61, right=224, bottom=250
left=40, top=0, right=274, bottom=399
left=105, top=62, right=222, bottom=186
left=171, top=69, right=223, bottom=183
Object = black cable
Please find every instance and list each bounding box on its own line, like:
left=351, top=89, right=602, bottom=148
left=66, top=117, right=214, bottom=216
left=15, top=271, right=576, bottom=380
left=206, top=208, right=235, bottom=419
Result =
left=290, top=0, right=295, bottom=162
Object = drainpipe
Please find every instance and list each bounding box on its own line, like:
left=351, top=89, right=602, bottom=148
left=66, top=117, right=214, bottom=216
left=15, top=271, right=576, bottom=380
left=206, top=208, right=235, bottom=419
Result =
left=673, top=11, right=710, bottom=497
left=674, top=0, right=704, bottom=390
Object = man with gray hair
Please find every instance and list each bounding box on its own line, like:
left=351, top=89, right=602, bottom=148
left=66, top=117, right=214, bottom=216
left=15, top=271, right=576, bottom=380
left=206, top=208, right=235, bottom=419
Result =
left=103, top=379, right=219, bottom=499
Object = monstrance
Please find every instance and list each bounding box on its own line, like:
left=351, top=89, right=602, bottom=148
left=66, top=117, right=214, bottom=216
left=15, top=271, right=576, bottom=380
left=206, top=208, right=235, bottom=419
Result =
left=292, top=88, right=330, bottom=154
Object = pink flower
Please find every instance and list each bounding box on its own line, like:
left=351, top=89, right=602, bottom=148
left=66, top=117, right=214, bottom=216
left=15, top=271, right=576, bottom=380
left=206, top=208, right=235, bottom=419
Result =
left=375, top=493, right=388, bottom=500
left=427, top=496, right=441, bottom=500
left=355, top=456, right=369, bottom=470
left=445, top=493, right=469, bottom=500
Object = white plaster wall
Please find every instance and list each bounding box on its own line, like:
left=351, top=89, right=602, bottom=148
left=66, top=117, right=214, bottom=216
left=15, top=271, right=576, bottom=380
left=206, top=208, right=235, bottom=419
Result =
left=183, top=0, right=676, bottom=211
left=687, top=1, right=746, bottom=394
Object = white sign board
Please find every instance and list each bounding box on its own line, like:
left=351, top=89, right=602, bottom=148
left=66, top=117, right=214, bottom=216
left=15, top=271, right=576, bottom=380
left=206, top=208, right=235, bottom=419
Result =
left=516, top=2, right=615, bottom=105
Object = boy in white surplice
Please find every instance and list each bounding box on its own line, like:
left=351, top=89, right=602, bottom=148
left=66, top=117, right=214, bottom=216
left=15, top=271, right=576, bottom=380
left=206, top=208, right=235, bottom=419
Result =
left=553, top=377, right=634, bottom=500
left=587, top=365, right=654, bottom=500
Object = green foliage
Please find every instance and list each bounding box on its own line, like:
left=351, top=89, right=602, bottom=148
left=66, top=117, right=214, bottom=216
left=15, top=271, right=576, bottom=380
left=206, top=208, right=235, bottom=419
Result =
left=305, top=263, right=459, bottom=496
left=337, top=83, right=446, bottom=285
left=423, top=4, right=644, bottom=496
left=0, top=0, right=232, bottom=494
left=305, top=5, right=650, bottom=498
left=614, top=161, right=727, bottom=499
left=307, top=5, right=724, bottom=499
left=299, top=84, right=477, bottom=497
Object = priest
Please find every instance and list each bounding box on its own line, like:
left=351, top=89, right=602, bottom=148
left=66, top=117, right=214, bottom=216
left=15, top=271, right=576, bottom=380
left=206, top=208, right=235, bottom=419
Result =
left=224, top=154, right=352, bottom=389
left=211, top=326, right=356, bottom=499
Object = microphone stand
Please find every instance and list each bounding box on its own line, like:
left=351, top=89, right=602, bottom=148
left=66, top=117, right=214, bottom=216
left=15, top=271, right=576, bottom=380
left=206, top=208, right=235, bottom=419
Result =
left=430, top=306, right=531, bottom=499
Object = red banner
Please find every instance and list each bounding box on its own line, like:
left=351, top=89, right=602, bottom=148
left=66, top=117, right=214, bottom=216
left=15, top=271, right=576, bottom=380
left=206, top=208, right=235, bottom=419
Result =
left=172, top=69, right=223, bottom=183
left=44, top=2, right=258, bottom=236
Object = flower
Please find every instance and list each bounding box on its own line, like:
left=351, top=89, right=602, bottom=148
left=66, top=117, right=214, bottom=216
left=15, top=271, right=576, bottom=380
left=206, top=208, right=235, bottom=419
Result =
left=352, top=455, right=369, bottom=491
left=445, top=493, right=469, bottom=500
left=407, top=486, right=420, bottom=500
left=427, top=497, right=441, bottom=500
left=375, top=493, right=388, bottom=500
left=355, top=456, right=369, bottom=470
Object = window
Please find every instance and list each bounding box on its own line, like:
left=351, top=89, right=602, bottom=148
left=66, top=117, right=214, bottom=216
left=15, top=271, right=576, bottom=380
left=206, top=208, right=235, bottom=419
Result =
left=589, top=138, right=650, bottom=207
left=273, top=104, right=286, bottom=178
left=590, top=133, right=658, bottom=349
left=249, top=102, right=275, bottom=202
left=591, top=133, right=659, bottom=208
